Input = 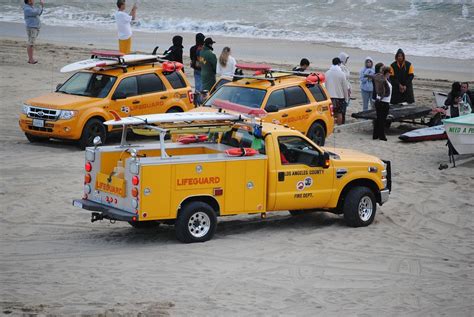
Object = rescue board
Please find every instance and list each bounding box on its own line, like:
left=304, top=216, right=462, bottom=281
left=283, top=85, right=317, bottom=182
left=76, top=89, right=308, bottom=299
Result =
left=104, top=111, right=242, bottom=126
left=398, top=125, right=447, bottom=142
left=60, top=54, right=164, bottom=73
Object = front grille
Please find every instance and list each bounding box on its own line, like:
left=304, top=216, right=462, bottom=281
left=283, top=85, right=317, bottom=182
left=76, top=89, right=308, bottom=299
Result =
left=28, top=106, right=60, bottom=120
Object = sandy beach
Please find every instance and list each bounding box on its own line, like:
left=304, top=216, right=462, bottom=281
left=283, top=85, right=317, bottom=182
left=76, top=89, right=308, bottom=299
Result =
left=0, top=22, right=473, bottom=316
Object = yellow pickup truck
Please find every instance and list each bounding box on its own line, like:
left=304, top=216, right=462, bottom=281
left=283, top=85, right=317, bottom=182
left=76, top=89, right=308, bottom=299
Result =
left=73, top=105, right=391, bottom=243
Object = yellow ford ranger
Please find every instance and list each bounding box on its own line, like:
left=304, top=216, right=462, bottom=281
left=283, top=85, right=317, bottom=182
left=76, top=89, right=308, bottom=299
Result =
left=203, top=66, right=334, bottom=146
left=19, top=58, right=194, bottom=148
left=72, top=104, right=391, bottom=243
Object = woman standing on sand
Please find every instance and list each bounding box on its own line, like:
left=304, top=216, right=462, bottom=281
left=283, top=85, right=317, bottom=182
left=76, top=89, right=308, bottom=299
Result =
left=359, top=57, right=375, bottom=111
left=216, top=47, right=236, bottom=78
left=373, top=66, right=392, bottom=141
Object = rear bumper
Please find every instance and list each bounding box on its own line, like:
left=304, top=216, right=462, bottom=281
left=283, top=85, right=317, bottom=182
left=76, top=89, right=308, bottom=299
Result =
left=73, top=199, right=135, bottom=222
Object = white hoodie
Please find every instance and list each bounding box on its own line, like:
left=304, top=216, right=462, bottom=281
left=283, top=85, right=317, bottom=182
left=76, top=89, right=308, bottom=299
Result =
left=325, top=65, right=349, bottom=100
left=338, top=52, right=352, bottom=91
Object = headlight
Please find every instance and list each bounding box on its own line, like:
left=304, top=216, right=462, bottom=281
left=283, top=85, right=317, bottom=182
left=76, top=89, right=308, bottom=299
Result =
left=59, top=110, right=77, bottom=120
left=21, top=104, right=30, bottom=115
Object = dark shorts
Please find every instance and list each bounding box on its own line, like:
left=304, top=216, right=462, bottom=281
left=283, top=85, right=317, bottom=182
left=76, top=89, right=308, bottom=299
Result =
left=331, top=98, right=346, bottom=114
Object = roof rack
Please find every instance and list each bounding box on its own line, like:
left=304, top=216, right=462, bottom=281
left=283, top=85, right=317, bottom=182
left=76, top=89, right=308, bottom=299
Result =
left=233, top=63, right=325, bottom=86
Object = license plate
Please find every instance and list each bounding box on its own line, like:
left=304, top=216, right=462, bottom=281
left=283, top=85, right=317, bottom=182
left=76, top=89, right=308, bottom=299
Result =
left=73, top=200, right=83, bottom=208
left=32, top=119, right=44, bottom=128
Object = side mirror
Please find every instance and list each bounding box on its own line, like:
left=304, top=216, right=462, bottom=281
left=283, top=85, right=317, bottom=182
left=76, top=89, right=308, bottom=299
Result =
left=112, top=91, right=127, bottom=100
left=265, top=105, right=279, bottom=113
left=56, top=83, right=62, bottom=91
left=318, top=152, right=330, bottom=169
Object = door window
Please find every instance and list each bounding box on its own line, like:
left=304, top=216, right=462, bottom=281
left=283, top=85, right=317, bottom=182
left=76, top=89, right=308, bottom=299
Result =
left=284, top=86, right=309, bottom=108
left=278, top=136, right=320, bottom=166
left=164, top=72, right=186, bottom=89
left=114, top=76, right=138, bottom=98
left=266, top=89, right=286, bottom=110
left=138, top=73, right=165, bottom=94
left=307, top=84, right=327, bottom=102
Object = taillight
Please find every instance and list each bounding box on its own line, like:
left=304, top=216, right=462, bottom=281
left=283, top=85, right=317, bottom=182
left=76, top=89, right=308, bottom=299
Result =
left=187, top=90, right=194, bottom=104
left=131, top=187, right=139, bottom=197
left=329, top=103, right=334, bottom=117
left=132, top=176, right=139, bottom=186
left=85, top=162, right=92, bottom=172
left=84, top=174, right=91, bottom=184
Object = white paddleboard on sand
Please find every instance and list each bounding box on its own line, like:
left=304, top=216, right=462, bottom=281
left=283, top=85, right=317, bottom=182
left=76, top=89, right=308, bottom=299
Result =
left=60, top=54, right=164, bottom=73
left=399, top=125, right=447, bottom=142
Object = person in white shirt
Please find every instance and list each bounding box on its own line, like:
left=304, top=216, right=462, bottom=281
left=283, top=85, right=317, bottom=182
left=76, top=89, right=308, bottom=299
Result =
left=325, top=57, right=349, bottom=125
left=338, top=52, right=351, bottom=123
left=115, top=0, right=137, bottom=54
left=216, top=47, right=236, bottom=78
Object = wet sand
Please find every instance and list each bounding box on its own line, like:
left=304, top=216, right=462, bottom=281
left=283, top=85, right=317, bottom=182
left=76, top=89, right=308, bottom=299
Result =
left=0, top=29, right=473, bottom=316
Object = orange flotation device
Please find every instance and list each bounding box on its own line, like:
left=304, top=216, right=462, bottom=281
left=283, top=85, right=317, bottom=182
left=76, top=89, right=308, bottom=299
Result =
left=177, top=135, right=208, bottom=144
left=225, top=147, right=258, bottom=157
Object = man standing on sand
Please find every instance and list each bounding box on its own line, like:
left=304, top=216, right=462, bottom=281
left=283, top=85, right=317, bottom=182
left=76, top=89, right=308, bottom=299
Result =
left=115, top=0, right=137, bottom=54
left=190, top=33, right=205, bottom=98
left=390, top=48, right=415, bottom=104
left=23, top=0, right=44, bottom=64
left=325, top=57, right=349, bottom=125
left=199, top=38, right=217, bottom=92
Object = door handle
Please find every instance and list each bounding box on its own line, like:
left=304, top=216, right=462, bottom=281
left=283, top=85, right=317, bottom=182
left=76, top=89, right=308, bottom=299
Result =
left=160, top=96, right=168, bottom=100
left=306, top=109, right=312, bottom=113
left=281, top=114, right=288, bottom=118
left=132, top=100, right=140, bottom=104
left=278, top=172, right=285, bottom=182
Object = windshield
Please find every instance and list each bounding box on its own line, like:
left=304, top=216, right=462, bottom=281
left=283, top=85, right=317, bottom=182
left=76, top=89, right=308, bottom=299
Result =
left=221, top=127, right=265, bottom=154
left=58, top=72, right=117, bottom=98
left=204, top=86, right=266, bottom=109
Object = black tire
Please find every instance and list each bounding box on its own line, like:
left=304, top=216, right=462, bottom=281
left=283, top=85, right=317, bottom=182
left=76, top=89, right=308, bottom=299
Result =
left=25, top=133, right=49, bottom=143
left=79, top=118, right=106, bottom=149
left=128, top=220, right=161, bottom=229
left=343, top=186, right=377, bottom=227
left=166, top=107, right=183, bottom=113
left=289, top=210, right=306, bottom=216
left=307, top=122, right=326, bottom=146
left=175, top=201, right=217, bottom=243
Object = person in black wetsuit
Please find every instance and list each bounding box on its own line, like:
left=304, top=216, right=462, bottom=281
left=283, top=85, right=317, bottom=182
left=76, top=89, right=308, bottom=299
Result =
left=389, top=48, right=415, bottom=104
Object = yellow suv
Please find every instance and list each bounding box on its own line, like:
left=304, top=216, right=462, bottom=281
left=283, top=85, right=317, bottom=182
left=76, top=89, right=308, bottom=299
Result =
left=19, top=61, right=194, bottom=148
left=204, top=70, right=334, bottom=145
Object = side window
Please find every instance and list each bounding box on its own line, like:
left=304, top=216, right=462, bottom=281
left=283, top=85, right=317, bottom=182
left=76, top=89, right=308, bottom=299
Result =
left=164, top=72, right=186, bottom=89
left=278, top=136, right=320, bottom=166
left=266, top=89, right=286, bottom=110
left=114, top=76, right=138, bottom=98
left=308, top=84, right=327, bottom=102
left=138, top=73, right=165, bottom=94
left=284, top=86, right=309, bottom=108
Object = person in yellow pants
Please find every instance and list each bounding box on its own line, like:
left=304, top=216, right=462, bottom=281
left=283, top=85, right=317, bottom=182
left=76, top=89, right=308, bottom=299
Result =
left=114, top=0, right=137, bottom=54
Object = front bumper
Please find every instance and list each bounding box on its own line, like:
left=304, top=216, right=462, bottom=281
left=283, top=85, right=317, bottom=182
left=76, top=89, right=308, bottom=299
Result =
left=19, top=114, right=80, bottom=140
left=73, top=199, right=136, bottom=222
left=380, top=189, right=390, bottom=205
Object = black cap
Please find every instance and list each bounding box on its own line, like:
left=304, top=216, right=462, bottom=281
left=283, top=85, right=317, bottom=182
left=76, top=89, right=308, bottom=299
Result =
left=204, top=37, right=216, bottom=46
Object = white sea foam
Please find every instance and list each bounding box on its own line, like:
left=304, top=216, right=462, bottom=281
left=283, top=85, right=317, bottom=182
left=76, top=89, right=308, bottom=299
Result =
left=1, top=0, right=473, bottom=60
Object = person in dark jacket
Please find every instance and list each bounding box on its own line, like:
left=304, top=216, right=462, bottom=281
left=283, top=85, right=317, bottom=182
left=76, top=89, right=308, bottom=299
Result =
left=163, top=35, right=184, bottom=65
left=461, top=82, right=473, bottom=111
left=371, top=62, right=384, bottom=102
left=445, top=82, right=463, bottom=118
left=292, top=58, right=310, bottom=72
left=390, top=48, right=415, bottom=104
left=373, top=66, right=392, bottom=141
left=190, top=33, right=205, bottom=94
left=199, top=37, right=217, bottom=91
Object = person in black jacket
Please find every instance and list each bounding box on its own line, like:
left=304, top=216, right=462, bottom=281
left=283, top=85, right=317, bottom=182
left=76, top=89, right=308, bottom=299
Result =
left=373, top=66, right=392, bottom=141
left=445, top=82, right=463, bottom=118
left=390, top=48, right=415, bottom=104
left=163, top=35, right=184, bottom=65
left=190, top=33, right=205, bottom=94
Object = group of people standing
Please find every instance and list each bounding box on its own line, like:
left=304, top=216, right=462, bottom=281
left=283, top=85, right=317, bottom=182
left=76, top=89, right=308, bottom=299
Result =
left=325, top=48, right=416, bottom=141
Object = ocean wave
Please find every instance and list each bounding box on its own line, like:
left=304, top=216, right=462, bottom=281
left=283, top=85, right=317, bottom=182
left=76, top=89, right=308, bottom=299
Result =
left=1, top=3, right=473, bottom=60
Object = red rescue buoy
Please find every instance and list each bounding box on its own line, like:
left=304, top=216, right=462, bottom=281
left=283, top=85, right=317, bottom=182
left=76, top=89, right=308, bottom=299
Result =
left=306, top=73, right=325, bottom=85
left=177, top=135, right=208, bottom=144
left=225, top=147, right=259, bottom=157
left=162, top=61, right=184, bottom=72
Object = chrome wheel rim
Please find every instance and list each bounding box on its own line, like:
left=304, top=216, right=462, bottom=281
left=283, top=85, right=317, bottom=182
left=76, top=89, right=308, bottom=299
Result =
left=358, top=196, right=373, bottom=222
left=188, top=211, right=211, bottom=238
